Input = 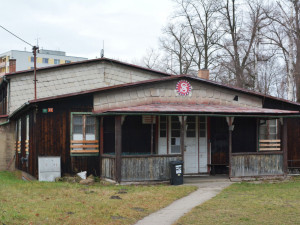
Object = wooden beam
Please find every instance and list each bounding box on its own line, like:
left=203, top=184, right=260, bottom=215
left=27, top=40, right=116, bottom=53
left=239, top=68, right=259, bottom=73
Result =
left=115, top=115, right=122, bottom=183
left=260, top=139, right=281, bottom=143
left=282, top=118, right=288, bottom=175
left=227, top=117, right=234, bottom=178
left=100, top=117, right=104, bottom=155
left=155, top=116, right=159, bottom=155
left=150, top=116, right=154, bottom=155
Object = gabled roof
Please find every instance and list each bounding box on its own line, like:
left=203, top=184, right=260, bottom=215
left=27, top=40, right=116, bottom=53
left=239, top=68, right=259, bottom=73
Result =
left=28, top=74, right=300, bottom=108
left=4, top=57, right=172, bottom=78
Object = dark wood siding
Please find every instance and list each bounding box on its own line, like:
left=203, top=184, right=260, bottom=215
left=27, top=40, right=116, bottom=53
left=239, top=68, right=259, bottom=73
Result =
left=287, top=118, right=300, bottom=168
left=26, top=94, right=100, bottom=178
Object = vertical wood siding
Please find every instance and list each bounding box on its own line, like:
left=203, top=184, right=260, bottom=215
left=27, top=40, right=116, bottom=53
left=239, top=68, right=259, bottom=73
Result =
left=121, top=155, right=182, bottom=182
left=231, top=153, right=283, bottom=177
left=101, top=156, right=115, bottom=179
left=22, top=94, right=100, bottom=178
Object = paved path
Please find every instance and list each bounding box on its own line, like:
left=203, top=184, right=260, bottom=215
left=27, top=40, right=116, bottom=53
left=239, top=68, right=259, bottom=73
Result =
left=135, top=177, right=231, bottom=225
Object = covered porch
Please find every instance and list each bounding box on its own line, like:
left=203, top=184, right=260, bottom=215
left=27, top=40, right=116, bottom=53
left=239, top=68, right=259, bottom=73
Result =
left=90, top=103, right=297, bottom=183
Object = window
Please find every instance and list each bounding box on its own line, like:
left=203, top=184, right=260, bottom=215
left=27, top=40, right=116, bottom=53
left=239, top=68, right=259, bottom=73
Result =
left=259, top=119, right=277, bottom=140
left=259, top=119, right=280, bottom=151
left=160, top=116, right=167, bottom=137
left=65, top=60, right=71, bottom=63
left=199, top=117, right=206, bottom=137
left=30, top=56, right=34, bottom=62
left=71, top=114, right=98, bottom=155
left=186, top=116, right=196, bottom=137
left=171, top=116, right=181, bottom=154
left=42, top=58, right=49, bottom=64
left=54, top=59, right=60, bottom=65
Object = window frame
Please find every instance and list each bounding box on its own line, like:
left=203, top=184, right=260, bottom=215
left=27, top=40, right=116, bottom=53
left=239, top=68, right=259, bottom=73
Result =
left=42, top=58, right=49, bottom=64
left=258, top=119, right=281, bottom=151
left=70, top=112, right=99, bottom=156
left=54, top=59, right=60, bottom=65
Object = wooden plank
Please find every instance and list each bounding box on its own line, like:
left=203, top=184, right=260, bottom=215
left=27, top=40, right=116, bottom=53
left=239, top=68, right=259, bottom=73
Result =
left=260, top=144, right=281, bottom=147
left=71, top=140, right=98, bottom=144
left=260, top=148, right=281, bottom=151
left=283, top=118, right=288, bottom=174
left=259, top=139, right=281, bottom=143
left=71, top=150, right=99, bottom=153
left=70, top=145, right=99, bottom=149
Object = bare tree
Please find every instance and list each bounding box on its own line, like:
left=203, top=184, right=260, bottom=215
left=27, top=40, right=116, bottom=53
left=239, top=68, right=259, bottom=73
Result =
left=217, top=0, right=269, bottom=88
left=160, top=23, right=193, bottom=74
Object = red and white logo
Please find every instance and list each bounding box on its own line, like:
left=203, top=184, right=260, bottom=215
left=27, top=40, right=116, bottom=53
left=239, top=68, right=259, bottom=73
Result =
left=176, top=80, right=192, bottom=96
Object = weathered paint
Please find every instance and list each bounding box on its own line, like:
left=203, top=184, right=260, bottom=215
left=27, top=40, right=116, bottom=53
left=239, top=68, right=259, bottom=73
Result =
left=121, top=155, right=182, bottom=182
left=231, top=153, right=283, bottom=177
left=101, top=156, right=115, bottom=180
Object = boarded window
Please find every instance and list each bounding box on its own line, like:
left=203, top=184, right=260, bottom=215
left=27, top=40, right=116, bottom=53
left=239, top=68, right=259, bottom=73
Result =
left=71, top=114, right=98, bottom=156
left=259, top=119, right=281, bottom=151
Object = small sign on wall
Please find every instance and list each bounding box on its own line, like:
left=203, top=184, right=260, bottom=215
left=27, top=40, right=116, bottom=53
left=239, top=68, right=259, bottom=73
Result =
left=42, top=108, right=54, bottom=113
left=142, top=115, right=156, bottom=124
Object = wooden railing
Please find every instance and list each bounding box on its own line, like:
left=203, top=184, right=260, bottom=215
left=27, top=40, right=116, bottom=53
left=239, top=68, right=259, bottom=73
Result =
left=259, top=139, right=281, bottom=151
left=70, top=140, right=99, bottom=154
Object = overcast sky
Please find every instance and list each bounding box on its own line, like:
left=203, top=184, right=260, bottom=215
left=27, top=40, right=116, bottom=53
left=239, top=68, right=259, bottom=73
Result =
left=1, top=0, right=174, bottom=62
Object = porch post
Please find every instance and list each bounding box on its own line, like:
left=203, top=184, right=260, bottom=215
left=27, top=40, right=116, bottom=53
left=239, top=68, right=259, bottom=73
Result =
left=180, top=116, right=185, bottom=156
left=115, top=115, right=122, bottom=183
left=227, top=117, right=234, bottom=178
left=99, top=117, right=104, bottom=177
left=282, top=118, right=288, bottom=175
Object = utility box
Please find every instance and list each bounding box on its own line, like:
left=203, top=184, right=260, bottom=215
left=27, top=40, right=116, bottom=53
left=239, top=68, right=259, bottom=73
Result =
left=38, top=156, right=61, bottom=182
left=169, top=161, right=183, bottom=185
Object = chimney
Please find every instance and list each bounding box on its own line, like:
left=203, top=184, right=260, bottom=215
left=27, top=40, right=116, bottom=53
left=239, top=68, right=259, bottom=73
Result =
left=198, top=69, right=209, bottom=80
left=9, top=59, right=16, bottom=73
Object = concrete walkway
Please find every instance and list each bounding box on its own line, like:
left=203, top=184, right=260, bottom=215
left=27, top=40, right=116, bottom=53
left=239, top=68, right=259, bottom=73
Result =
left=135, top=176, right=231, bottom=225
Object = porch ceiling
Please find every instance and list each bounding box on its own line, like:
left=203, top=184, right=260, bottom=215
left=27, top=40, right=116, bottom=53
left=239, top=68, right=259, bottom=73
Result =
left=94, top=103, right=300, bottom=116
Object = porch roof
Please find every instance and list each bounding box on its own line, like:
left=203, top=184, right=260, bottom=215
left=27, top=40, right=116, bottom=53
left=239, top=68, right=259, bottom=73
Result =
left=94, top=103, right=300, bottom=116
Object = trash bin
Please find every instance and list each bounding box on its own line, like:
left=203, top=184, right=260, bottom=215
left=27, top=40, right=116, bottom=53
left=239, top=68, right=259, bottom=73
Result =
left=169, top=161, right=183, bottom=185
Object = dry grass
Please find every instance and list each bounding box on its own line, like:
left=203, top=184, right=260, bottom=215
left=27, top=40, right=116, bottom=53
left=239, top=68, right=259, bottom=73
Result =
left=176, top=177, right=300, bottom=225
left=0, top=171, right=196, bottom=225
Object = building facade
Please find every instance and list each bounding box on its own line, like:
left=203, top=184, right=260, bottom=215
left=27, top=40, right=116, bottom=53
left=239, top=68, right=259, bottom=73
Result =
left=0, top=49, right=87, bottom=76
left=1, top=57, right=300, bottom=182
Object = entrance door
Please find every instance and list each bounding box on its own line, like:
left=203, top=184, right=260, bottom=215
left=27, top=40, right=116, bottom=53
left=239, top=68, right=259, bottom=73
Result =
left=184, top=116, right=198, bottom=173
left=184, top=116, right=208, bottom=174
left=210, top=117, right=229, bottom=174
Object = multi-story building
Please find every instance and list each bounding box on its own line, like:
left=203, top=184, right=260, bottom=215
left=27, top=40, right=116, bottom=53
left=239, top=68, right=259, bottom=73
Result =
left=0, top=49, right=87, bottom=76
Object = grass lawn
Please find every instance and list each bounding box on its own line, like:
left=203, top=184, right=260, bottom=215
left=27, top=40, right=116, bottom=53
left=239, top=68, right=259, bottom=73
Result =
left=0, top=171, right=196, bottom=225
left=176, top=177, right=300, bottom=225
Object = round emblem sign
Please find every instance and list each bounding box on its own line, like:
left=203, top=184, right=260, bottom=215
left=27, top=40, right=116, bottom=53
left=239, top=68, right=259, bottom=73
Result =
left=176, top=80, right=192, bottom=96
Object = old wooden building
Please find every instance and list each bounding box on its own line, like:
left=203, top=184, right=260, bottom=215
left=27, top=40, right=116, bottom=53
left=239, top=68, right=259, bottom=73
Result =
left=1, top=58, right=300, bottom=182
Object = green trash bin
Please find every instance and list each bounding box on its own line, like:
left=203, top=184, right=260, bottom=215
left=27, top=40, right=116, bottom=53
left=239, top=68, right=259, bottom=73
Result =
left=169, top=161, right=183, bottom=185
